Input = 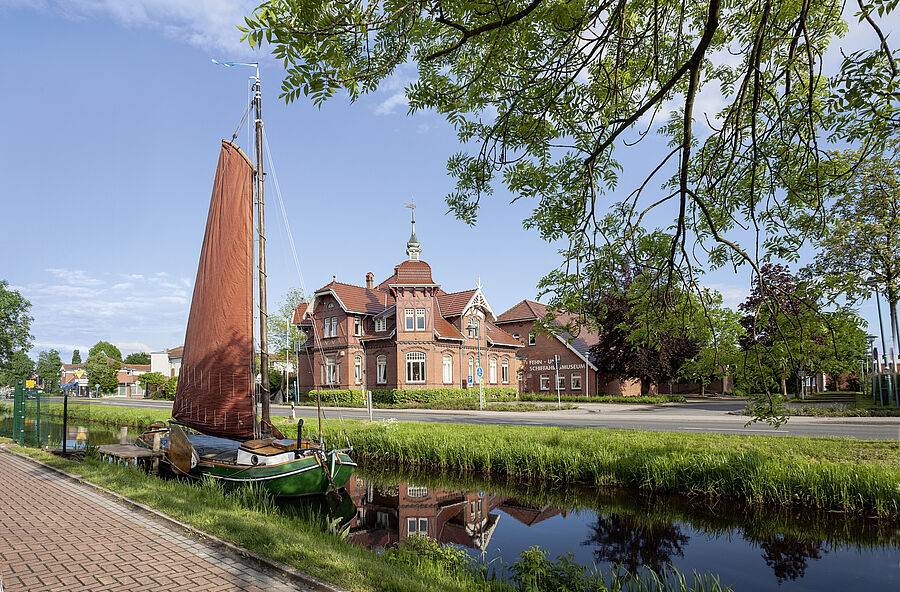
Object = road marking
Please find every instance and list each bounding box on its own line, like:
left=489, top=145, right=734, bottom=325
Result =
left=682, top=427, right=788, bottom=433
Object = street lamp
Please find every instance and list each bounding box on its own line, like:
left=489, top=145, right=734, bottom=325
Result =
left=466, top=317, right=484, bottom=410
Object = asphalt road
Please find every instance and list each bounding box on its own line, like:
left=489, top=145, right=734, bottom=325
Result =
left=63, top=397, right=900, bottom=440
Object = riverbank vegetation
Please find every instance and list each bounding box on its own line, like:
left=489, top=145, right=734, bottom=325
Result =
left=8, top=402, right=896, bottom=515
left=4, top=443, right=733, bottom=592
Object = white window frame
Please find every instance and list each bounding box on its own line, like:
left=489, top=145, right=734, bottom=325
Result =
left=540, top=375, right=550, bottom=391
left=405, top=309, right=415, bottom=331
left=501, top=358, right=509, bottom=384
left=557, top=375, right=565, bottom=390
left=323, top=318, right=331, bottom=338
left=442, top=354, right=453, bottom=384
left=376, top=355, right=387, bottom=384
left=468, top=356, right=474, bottom=381
left=375, top=318, right=386, bottom=332
left=571, top=374, right=582, bottom=390
left=325, top=356, right=338, bottom=386
left=354, top=356, right=362, bottom=384
left=489, top=358, right=497, bottom=384
left=354, top=317, right=361, bottom=336
left=331, top=317, right=338, bottom=337
left=406, top=352, right=426, bottom=383
left=407, top=517, right=428, bottom=536
left=472, top=317, right=480, bottom=337
left=528, top=332, right=536, bottom=346
left=416, top=308, right=426, bottom=330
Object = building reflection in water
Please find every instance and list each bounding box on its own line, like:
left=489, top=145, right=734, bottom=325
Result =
left=341, top=475, right=566, bottom=555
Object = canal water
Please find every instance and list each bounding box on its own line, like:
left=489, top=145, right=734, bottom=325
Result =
left=3, top=414, right=898, bottom=590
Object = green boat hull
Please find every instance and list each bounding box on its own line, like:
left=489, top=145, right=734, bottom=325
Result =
left=200, top=450, right=356, bottom=497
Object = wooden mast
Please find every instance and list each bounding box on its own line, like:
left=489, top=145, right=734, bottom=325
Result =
left=253, top=70, right=271, bottom=433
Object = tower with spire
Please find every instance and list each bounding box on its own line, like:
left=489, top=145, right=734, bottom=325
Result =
left=406, top=203, right=421, bottom=261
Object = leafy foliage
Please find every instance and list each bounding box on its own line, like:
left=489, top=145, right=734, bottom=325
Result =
left=138, top=371, right=168, bottom=398
left=84, top=349, right=119, bottom=394
left=123, top=352, right=151, bottom=365
left=0, top=279, right=32, bottom=363
left=71, top=349, right=82, bottom=364
left=35, top=349, right=62, bottom=392
left=88, top=340, right=122, bottom=362
left=268, top=287, right=307, bottom=357
left=0, top=349, right=34, bottom=386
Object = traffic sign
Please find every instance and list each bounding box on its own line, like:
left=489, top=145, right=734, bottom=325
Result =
left=467, top=375, right=473, bottom=385
left=476, top=367, right=483, bottom=378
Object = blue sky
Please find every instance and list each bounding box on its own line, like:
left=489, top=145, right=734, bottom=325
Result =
left=0, top=1, right=895, bottom=363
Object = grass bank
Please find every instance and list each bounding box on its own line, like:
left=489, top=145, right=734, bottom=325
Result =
left=6, top=402, right=899, bottom=515
left=4, top=443, right=732, bottom=592
left=521, top=394, right=686, bottom=404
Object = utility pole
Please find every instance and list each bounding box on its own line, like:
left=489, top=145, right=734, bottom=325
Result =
left=554, top=354, right=561, bottom=409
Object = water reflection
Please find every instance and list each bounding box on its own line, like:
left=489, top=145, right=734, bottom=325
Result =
left=307, top=465, right=899, bottom=591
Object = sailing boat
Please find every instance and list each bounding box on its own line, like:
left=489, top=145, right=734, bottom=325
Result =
left=136, top=67, right=355, bottom=496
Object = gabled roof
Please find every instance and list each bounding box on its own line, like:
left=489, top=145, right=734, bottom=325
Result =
left=168, top=346, right=184, bottom=358
left=485, top=321, right=523, bottom=347
left=314, top=281, right=391, bottom=315
left=496, top=299, right=599, bottom=368
left=437, top=290, right=476, bottom=316
left=291, top=302, right=309, bottom=324
left=496, top=299, right=547, bottom=323
left=433, top=302, right=464, bottom=340
left=123, top=364, right=151, bottom=371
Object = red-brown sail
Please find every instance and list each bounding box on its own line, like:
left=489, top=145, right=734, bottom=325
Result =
left=172, top=140, right=256, bottom=440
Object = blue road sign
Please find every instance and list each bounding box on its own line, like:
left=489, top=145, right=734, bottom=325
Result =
left=476, top=367, right=483, bottom=378
left=467, top=375, right=473, bottom=385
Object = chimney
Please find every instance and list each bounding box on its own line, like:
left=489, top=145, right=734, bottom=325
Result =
left=365, top=272, right=374, bottom=289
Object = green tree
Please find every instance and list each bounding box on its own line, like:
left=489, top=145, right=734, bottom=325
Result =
left=88, top=341, right=122, bottom=362
left=35, top=349, right=62, bottom=392
left=815, top=140, right=900, bottom=357
left=267, top=287, right=307, bottom=357
left=71, top=349, right=82, bottom=364
left=85, top=350, right=119, bottom=394
left=0, top=350, right=34, bottom=387
left=138, top=371, right=168, bottom=398
left=164, top=376, right=178, bottom=399
left=679, top=294, right=744, bottom=396
left=123, top=352, right=151, bottom=365
left=0, top=280, right=33, bottom=363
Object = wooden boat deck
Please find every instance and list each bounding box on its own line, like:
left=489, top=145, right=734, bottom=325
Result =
left=97, top=444, right=163, bottom=459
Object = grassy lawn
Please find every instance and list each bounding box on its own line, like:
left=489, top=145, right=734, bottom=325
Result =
left=4, top=401, right=898, bottom=515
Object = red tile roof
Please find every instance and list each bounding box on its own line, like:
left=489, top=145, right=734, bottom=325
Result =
left=485, top=321, right=521, bottom=346
left=124, top=364, right=151, bottom=371
left=394, top=260, right=435, bottom=285
left=168, top=346, right=184, bottom=358
left=497, top=300, right=599, bottom=359
left=291, top=302, right=309, bottom=324
left=433, top=302, right=464, bottom=340
left=61, top=363, right=84, bottom=370
left=437, top=290, right=476, bottom=317
left=318, top=281, right=390, bottom=314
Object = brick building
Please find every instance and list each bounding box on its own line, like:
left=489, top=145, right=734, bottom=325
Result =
left=293, top=219, right=523, bottom=393
left=496, top=300, right=647, bottom=396
left=60, top=359, right=151, bottom=397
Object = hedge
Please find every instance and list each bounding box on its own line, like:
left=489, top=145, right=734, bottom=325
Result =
left=301, top=387, right=518, bottom=407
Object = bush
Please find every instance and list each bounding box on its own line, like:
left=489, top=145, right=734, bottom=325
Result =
left=372, top=387, right=517, bottom=405
left=149, top=376, right=178, bottom=400
left=303, top=389, right=365, bottom=406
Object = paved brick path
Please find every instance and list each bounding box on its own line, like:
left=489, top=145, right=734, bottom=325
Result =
left=0, top=451, right=316, bottom=591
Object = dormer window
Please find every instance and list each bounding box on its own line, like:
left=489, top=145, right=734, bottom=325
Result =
left=375, top=318, right=386, bottom=332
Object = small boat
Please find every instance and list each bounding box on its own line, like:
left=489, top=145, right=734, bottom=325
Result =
left=137, top=64, right=354, bottom=495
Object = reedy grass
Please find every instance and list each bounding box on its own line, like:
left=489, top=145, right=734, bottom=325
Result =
left=6, top=402, right=899, bottom=514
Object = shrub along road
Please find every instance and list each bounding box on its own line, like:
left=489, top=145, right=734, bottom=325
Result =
left=58, top=397, right=899, bottom=440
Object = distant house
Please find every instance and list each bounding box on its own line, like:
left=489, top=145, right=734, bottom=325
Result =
left=60, top=358, right=150, bottom=397
left=495, top=299, right=648, bottom=396
left=150, top=346, right=183, bottom=378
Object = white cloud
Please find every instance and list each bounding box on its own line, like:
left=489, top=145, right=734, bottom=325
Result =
left=9, top=0, right=259, bottom=54
left=375, top=91, right=409, bottom=116
left=705, top=283, right=750, bottom=310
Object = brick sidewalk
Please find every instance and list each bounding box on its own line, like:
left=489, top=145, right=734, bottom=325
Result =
left=0, top=451, right=318, bottom=591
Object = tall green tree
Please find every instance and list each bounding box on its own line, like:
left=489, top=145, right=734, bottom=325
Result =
left=71, top=349, right=82, bottom=364
left=123, top=352, right=151, bottom=365
left=35, top=349, right=62, bottom=392
left=0, top=280, right=33, bottom=363
left=268, top=287, right=307, bottom=357
left=85, top=350, right=119, bottom=394
left=88, top=341, right=122, bottom=362
left=815, top=139, right=900, bottom=358
left=0, top=350, right=34, bottom=386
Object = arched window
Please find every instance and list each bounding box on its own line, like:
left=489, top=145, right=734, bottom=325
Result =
left=406, top=352, right=426, bottom=383
left=489, top=358, right=498, bottom=383
left=354, top=356, right=362, bottom=384
left=376, top=355, right=387, bottom=384
left=501, top=358, right=509, bottom=384
left=468, top=356, right=474, bottom=382
left=442, top=354, right=453, bottom=384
